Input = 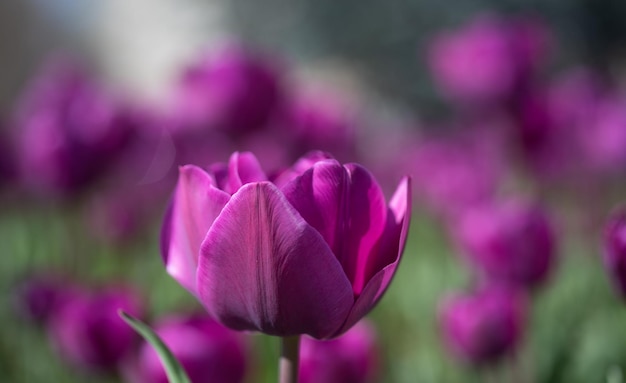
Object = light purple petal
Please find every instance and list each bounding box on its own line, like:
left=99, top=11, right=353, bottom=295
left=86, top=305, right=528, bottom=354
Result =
left=333, top=177, right=412, bottom=336
left=164, top=165, right=230, bottom=294
left=226, top=152, right=267, bottom=193
left=197, top=182, right=353, bottom=338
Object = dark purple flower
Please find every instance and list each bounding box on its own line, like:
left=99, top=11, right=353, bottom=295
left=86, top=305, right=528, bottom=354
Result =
left=170, top=45, right=283, bottom=135
left=49, top=287, right=144, bottom=373
left=299, top=320, right=379, bottom=383
left=13, top=57, right=135, bottom=196
left=603, top=208, right=626, bottom=298
left=280, top=92, right=357, bottom=162
left=161, top=151, right=411, bottom=339
left=455, top=200, right=557, bottom=289
left=128, top=314, right=247, bottom=383
left=14, top=275, right=79, bottom=324
left=440, top=287, right=526, bottom=365
left=428, top=15, right=550, bottom=103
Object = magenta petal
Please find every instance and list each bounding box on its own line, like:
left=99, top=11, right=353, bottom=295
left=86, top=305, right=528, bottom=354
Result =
left=227, top=152, right=267, bottom=193
left=197, top=182, right=354, bottom=338
left=163, top=165, right=230, bottom=294
left=334, top=177, right=412, bottom=336
left=272, top=151, right=334, bottom=187
left=281, top=162, right=389, bottom=295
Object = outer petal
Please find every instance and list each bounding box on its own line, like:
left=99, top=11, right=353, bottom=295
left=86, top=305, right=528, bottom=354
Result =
left=281, top=162, right=388, bottom=295
left=333, top=177, right=411, bottom=336
left=197, top=182, right=353, bottom=338
left=163, top=165, right=230, bottom=294
left=226, top=152, right=267, bottom=193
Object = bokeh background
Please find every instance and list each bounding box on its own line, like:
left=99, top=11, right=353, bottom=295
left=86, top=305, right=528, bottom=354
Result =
left=3, top=0, right=626, bottom=382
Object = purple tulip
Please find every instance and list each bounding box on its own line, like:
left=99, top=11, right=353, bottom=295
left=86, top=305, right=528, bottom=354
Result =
left=440, top=287, right=526, bottom=365
left=429, top=15, right=550, bottom=103
left=299, top=320, right=379, bottom=383
left=603, top=208, right=626, bottom=298
left=279, top=93, right=357, bottom=162
left=170, top=45, right=283, bottom=135
left=161, top=151, right=411, bottom=339
left=13, top=57, right=135, bottom=196
left=455, top=200, right=556, bottom=289
left=14, top=275, right=78, bottom=324
left=412, top=130, right=504, bottom=219
left=127, top=314, right=247, bottom=383
left=49, top=287, right=143, bottom=373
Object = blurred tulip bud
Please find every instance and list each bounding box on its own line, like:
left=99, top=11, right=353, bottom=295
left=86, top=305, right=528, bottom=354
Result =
left=455, top=200, right=557, bottom=289
left=429, top=15, right=550, bottom=103
left=299, top=320, right=379, bottom=383
left=49, top=287, right=144, bottom=373
left=440, top=287, right=526, bottom=365
left=14, top=275, right=78, bottom=324
left=171, top=44, right=283, bottom=135
left=13, top=57, right=135, bottom=196
left=127, top=314, right=247, bottom=383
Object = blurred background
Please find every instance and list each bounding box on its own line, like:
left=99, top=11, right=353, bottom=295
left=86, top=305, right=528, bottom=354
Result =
left=3, top=0, right=626, bottom=382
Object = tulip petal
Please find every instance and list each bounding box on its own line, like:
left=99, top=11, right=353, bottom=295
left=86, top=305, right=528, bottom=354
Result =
left=163, top=165, right=230, bottom=294
left=227, top=152, right=267, bottom=193
left=197, top=182, right=353, bottom=338
left=272, top=151, right=334, bottom=187
left=334, top=177, right=412, bottom=336
left=282, top=162, right=388, bottom=295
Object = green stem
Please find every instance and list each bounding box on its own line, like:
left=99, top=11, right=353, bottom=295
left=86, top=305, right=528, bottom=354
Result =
left=279, top=336, right=301, bottom=383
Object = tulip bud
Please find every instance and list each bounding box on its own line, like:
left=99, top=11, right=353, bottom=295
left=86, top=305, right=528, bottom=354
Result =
left=428, top=15, right=550, bottom=103
left=455, top=200, right=556, bottom=289
left=604, top=208, right=626, bottom=298
left=14, top=57, right=134, bottom=196
left=128, top=314, right=247, bottom=383
left=299, top=320, right=379, bottom=383
left=440, top=287, right=526, bottom=365
left=14, top=275, right=78, bottom=324
left=49, top=287, right=143, bottom=373
left=171, top=45, right=283, bottom=135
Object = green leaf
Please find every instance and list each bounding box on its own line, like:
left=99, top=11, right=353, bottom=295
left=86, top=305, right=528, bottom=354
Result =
left=119, top=310, right=191, bottom=383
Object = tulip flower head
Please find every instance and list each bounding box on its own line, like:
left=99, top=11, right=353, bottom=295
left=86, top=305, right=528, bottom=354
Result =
left=49, top=287, right=143, bottom=373
left=455, top=200, right=556, bottom=289
left=129, top=314, right=247, bottom=383
left=161, top=151, right=411, bottom=339
left=171, top=45, right=283, bottom=135
left=13, top=57, right=134, bottom=196
left=299, top=320, right=379, bottom=383
left=440, top=287, right=526, bottom=365
left=604, top=208, right=626, bottom=298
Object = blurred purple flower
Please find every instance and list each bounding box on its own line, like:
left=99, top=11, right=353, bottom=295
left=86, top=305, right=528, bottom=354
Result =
left=299, top=320, right=379, bottom=383
left=279, top=92, right=357, bottom=162
left=455, top=199, right=557, bottom=289
left=49, top=286, right=144, bottom=373
left=127, top=314, right=247, bottom=383
left=429, top=15, right=550, bottom=103
left=14, top=275, right=78, bottom=324
left=440, top=287, right=526, bottom=365
left=518, top=69, right=626, bottom=181
left=603, top=208, right=626, bottom=298
left=170, top=45, right=284, bottom=135
left=412, top=129, right=505, bottom=218
left=161, top=151, right=411, bottom=339
left=13, top=57, right=135, bottom=196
